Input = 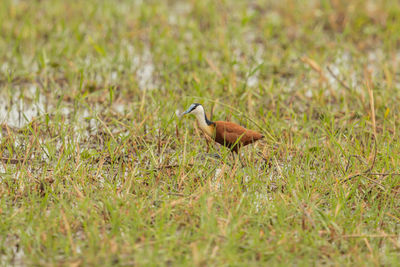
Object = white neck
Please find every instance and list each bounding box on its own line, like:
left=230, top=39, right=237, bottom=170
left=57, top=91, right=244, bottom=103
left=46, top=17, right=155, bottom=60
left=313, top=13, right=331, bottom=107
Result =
left=195, top=111, right=208, bottom=129
left=191, top=105, right=213, bottom=137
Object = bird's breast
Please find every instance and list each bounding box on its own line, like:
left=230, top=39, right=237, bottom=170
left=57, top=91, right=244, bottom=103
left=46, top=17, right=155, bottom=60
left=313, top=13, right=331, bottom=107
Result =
left=198, top=123, right=215, bottom=138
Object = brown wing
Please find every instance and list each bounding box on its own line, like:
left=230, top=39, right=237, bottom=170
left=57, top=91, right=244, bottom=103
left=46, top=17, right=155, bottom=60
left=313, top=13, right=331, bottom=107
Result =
left=214, top=121, right=263, bottom=149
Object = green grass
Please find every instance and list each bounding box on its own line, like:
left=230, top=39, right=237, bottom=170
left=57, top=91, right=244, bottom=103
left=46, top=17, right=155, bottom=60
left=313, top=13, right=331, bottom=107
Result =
left=1, top=0, right=400, bottom=265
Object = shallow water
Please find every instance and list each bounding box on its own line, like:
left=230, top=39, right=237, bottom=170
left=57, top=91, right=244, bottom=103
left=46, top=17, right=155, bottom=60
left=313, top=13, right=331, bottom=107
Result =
left=0, top=85, right=45, bottom=128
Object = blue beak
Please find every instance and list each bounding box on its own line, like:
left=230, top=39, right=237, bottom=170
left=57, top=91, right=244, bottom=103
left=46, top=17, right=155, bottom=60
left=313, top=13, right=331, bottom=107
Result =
left=182, top=104, right=196, bottom=116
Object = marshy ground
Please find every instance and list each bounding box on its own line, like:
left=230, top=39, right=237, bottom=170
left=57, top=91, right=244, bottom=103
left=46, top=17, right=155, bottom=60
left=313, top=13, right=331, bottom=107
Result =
left=1, top=0, right=400, bottom=265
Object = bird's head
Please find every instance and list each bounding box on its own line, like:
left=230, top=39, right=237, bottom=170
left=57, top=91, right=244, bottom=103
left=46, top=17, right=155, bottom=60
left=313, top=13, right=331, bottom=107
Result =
left=182, top=103, right=204, bottom=117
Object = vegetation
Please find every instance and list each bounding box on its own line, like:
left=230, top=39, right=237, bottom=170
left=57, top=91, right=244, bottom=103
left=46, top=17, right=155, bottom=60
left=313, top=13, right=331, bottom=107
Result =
left=1, top=0, right=400, bottom=265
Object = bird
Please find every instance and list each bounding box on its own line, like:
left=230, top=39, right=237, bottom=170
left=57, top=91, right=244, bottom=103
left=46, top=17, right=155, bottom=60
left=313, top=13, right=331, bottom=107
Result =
left=181, top=103, right=264, bottom=154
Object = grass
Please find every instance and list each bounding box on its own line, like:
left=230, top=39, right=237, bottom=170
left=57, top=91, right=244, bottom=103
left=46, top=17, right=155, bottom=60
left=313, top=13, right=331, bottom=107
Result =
left=1, top=0, right=400, bottom=265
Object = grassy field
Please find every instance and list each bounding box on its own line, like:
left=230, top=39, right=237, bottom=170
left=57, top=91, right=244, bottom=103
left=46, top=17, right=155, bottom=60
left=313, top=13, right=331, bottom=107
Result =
left=1, top=0, right=400, bottom=265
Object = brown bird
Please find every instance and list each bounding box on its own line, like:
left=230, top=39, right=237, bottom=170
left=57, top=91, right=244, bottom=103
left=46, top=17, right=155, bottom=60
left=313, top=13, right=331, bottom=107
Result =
left=182, top=103, right=264, bottom=154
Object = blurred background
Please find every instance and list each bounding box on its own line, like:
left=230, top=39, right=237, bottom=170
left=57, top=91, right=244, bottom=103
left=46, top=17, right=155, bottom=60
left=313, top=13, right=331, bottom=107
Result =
left=1, top=0, right=399, bottom=128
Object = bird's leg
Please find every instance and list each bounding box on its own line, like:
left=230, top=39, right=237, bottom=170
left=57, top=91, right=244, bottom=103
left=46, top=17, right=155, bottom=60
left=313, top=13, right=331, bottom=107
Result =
left=238, top=152, right=246, bottom=168
left=215, top=146, right=223, bottom=159
left=231, top=151, right=239, bottom=168
left=232, top=152, right=246, bottom=185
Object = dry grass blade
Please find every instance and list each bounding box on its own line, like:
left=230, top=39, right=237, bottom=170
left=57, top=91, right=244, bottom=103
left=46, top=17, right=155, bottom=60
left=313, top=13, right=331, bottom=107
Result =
left=96, top=115, right=116, bottom=142
left=301, top=56, right=327, bottom=81
left=342, top=234, right=399, bottom=238
left=205, top=57, right=222, bottom=77
left=0, top=157, right=24, bottom=164
left=365, top=68, right=377, bottom=138
left=326, top=66, right=351, bottom=90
